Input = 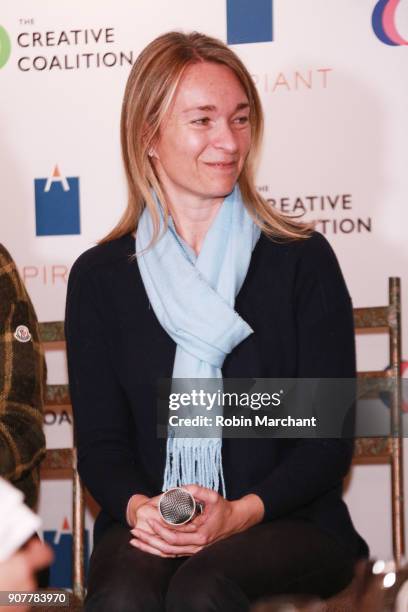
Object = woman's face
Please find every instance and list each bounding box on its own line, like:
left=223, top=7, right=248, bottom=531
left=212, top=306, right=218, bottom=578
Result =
left=152, top=61, right=251, bottom=203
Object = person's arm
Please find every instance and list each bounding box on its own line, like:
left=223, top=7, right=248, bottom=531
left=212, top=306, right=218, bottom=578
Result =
left=65, top=255, right=153, bottom=526
left=244, top=232, right=356, bottom=521
left=0, top=245, right=46, bottom=509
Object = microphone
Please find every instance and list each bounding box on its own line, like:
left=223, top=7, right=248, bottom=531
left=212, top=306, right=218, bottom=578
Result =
left=159, top=487, right=204, bottom=525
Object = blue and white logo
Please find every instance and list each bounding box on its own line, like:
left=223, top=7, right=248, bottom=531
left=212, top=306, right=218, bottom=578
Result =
left=43, top=518, right=89, bottom=588
left=35, top=165, right=81, bottom=236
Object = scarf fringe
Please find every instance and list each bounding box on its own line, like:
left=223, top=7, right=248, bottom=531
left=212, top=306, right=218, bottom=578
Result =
left=163, top=436, right=226, bottom=498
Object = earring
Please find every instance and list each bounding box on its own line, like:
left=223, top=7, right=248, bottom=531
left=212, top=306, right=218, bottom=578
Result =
left=148, top=148, right=154, bottom=158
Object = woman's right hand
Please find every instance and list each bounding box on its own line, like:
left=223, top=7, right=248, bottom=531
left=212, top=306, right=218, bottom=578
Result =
left=127, top=494, right=161, bottom=533
left=128, top=493, right=199, bottom=534
left=127, top=493, right=200, bottom=559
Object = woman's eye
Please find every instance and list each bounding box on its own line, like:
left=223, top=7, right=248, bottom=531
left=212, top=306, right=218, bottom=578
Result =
left=233, top=116, right=249, bottom=125
left=192, top=117, right=210, bottom=125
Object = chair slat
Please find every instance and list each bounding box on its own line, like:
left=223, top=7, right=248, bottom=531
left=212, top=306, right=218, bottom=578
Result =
left=41, top=448, right=74, bottom=471
left=39, top=321, right=65, bottom=343
left=353, top=306, right=389, bottom=329
left=357, top=370, right=392, bottom=379
left=353, top=437, right=391, bottom=459
left=45, top=384, right=70, bottom=406
left=357, top=370, right=394, bottom=399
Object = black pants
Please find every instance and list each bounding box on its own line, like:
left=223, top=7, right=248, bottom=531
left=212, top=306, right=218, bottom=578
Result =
left=85, top=519, right=355, bottom=612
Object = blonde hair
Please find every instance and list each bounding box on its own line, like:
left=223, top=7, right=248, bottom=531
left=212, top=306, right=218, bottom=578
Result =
left=100, top=31, right=312, bottom=246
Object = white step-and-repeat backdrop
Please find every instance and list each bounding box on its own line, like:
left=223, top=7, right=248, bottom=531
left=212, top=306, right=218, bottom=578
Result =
left=1, top=0, right=407, bottom=585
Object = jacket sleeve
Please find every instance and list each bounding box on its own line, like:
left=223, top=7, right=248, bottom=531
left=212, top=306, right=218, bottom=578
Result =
left=246, top=232, right=356, bottom=521
left=0, top=245, right=46, bottom=509
left=65, top=256, right=153, bottom=525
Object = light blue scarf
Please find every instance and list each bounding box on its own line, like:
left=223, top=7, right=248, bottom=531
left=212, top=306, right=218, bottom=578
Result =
left=135, top=184, right=261, bottom=497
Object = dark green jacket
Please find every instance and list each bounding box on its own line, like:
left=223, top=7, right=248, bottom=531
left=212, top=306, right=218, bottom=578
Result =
left=0, top=244, right=46, bottom=509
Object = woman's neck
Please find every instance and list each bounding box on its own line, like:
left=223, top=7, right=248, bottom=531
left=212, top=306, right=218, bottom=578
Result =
left=133, top=187, right=228, bottom=255
left=168, top=197, right=224, bottom=256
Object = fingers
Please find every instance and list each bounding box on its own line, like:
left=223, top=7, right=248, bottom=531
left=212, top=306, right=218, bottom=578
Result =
left=145, top=519, right=207, bottom=548
left=132, top=518, right=156, bottom=535
left=149, top=493, right=165, bottom=505
left=136, top=503, right=162, bottom=527
left=130, top=533, right=199, bottom=557
left=183, top=484, right=219, bottom=505
left=130, top=536, right=200, bottom=558
left=129, top=538, right=179, bottom=558
left=21, top=540, right=54, bottom=572
left=138, top=501, right=198, bottom=533
left=130, top=526, right=203, bottom=557
left=170, top=522, right=198, bottom=533
left=189, top=513, right=207, bottom=528
left=155, top=515, right=199, bottom=533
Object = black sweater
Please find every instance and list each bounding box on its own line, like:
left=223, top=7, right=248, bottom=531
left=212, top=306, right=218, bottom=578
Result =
left=65, top=230, right=369, bottom=558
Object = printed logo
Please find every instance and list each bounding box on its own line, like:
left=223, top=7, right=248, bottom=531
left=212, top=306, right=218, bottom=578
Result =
left=372, top=0, right=408, bottom=45
left=43, top=518, right=89, bottom=588
left=227, top=0, right=273, bottom=45
left=0, top=26, right=11, bottom=68
left=14, top=325, right=32, bottom=343
left=16, top=26, right=133, bottom=72
left=34, top=165, right=81, bottom=236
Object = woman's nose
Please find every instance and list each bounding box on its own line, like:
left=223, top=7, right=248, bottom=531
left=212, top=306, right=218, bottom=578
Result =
left=212, top=120, right=239, bottom=153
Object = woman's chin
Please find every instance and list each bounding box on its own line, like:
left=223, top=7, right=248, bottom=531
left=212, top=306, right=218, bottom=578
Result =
left=202, top=176, right=238, bottom=196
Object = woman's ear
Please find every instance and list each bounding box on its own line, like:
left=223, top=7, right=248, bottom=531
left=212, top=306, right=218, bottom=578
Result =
left=143, top=124, right=160, bottom=160
left=146, top=140, right=160, bottom=160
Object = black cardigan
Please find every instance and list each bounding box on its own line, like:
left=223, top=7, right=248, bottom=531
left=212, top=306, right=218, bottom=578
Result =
left=65, top=230, right=369, bottom=558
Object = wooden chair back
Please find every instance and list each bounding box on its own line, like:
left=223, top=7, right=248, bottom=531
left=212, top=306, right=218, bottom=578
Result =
left=352, top=277, right=404, bottom=565
left=38, top=321, right=85, bottom=604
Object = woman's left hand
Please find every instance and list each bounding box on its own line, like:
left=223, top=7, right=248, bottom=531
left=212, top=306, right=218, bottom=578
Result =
left=130, top=485, right=264, bottom=557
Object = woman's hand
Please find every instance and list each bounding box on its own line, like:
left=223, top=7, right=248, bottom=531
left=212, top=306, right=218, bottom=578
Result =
left=128, top=492, right=202, bottom=558
left=129, top=485, right=264, bottom=558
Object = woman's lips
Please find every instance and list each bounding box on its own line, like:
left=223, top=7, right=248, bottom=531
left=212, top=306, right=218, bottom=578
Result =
left=204, top=161, right=237, bottom=171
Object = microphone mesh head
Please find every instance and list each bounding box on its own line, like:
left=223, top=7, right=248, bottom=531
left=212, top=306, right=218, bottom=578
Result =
left=159, top=488, right=195, bottom=525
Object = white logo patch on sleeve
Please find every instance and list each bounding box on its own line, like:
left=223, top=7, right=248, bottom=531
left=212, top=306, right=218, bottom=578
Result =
left=14, top=325, right=32, bottom=343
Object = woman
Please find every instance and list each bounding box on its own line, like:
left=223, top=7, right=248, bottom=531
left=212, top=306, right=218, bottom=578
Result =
left=65, top=31, right=369, bottom=611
